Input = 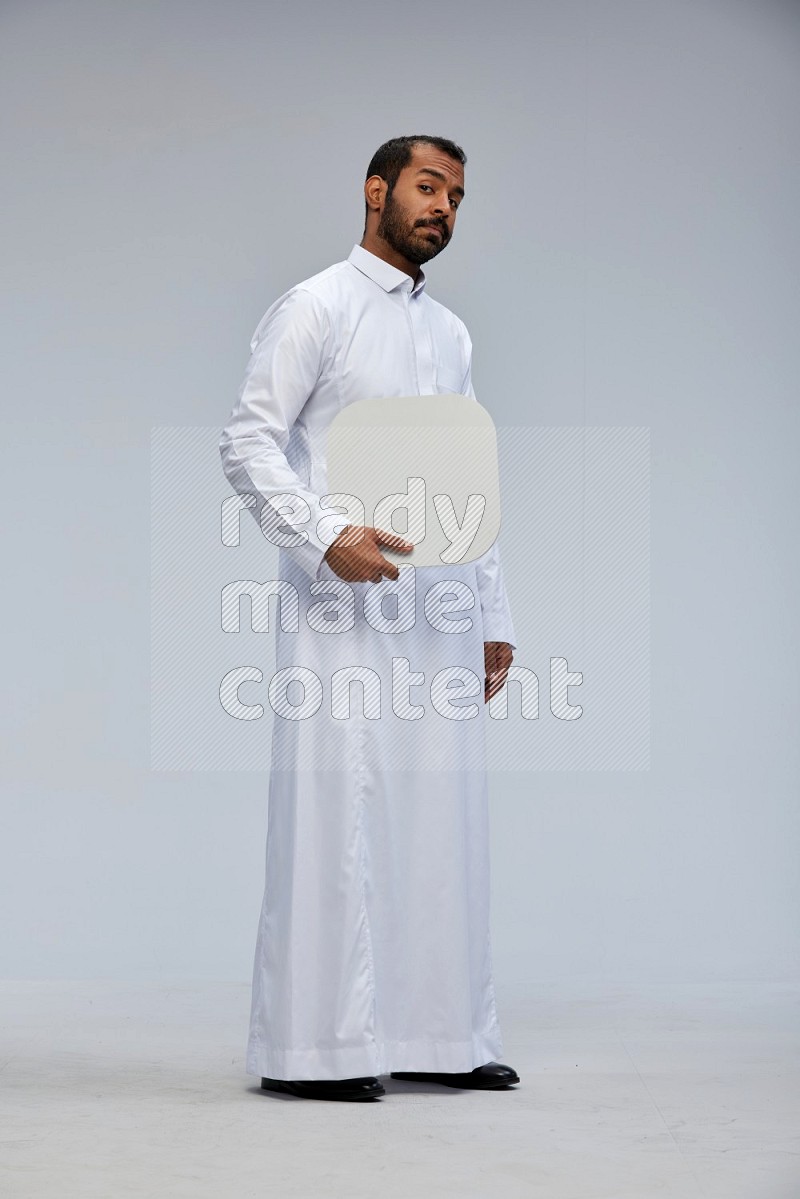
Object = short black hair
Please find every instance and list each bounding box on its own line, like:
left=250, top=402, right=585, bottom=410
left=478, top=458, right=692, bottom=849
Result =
left=363, top=134, right=466, bottom=224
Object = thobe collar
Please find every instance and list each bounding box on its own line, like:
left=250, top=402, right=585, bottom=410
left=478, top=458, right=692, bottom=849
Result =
left=347, top=242, right=428, bottom=297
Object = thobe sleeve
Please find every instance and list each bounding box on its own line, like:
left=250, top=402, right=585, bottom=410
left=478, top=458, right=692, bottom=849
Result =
left=219, top=287, right=332, bottom=582
left=461, top=337, right=518, bottom=651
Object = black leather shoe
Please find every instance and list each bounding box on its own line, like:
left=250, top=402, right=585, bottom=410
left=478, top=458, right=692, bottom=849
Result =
left=390, top=1060, right=520, bottom=1089
left=260, top=1075, right=385, bottom=1101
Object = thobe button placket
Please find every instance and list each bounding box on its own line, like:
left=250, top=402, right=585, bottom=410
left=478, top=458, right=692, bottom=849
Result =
left=409, top=289, right=436, bottom=395
left=398, top=284, right=420, bottom=395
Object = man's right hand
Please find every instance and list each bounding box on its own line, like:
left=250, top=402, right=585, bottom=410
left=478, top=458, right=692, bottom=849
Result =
left=323, top=525, right=414, bottom=583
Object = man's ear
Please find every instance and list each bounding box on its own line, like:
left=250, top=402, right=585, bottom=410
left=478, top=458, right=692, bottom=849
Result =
left=364, top=175, right=385, bottom=212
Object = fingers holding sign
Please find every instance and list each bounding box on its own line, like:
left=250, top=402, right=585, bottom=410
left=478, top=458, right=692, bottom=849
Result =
left=323, top=525, right=414, bottom=583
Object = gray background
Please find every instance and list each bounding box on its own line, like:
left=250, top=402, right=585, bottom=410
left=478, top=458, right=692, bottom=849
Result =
left=2, top=0, right=797, bottom=990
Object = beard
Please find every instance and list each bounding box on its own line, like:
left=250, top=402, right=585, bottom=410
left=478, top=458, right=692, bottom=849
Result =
left=376, top=188, right=448, bottom=264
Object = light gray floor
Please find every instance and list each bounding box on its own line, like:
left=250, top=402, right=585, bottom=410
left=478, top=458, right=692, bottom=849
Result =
left=1, top=979, right=797, bottom=1198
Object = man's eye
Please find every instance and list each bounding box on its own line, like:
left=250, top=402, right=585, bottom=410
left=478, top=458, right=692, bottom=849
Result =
left=420, top=185, right=459, bottom=209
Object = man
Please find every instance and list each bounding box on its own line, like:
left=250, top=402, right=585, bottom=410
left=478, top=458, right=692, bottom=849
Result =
left=219, top=135, right=519, bottom=1102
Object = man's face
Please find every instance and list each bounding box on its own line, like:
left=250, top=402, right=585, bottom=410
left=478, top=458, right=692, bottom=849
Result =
left=375, top=144, right=465, bottom=265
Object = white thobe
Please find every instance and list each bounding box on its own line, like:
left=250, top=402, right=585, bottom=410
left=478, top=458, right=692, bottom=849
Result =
left=219, top=242, right=517, bottom=1080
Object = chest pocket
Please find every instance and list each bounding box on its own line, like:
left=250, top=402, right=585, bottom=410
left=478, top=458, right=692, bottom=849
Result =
left=435, top=366, right=466, bottom=395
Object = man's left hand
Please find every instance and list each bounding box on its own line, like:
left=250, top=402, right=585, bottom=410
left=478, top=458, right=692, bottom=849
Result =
left=484, top=641, right=514, bottom=704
